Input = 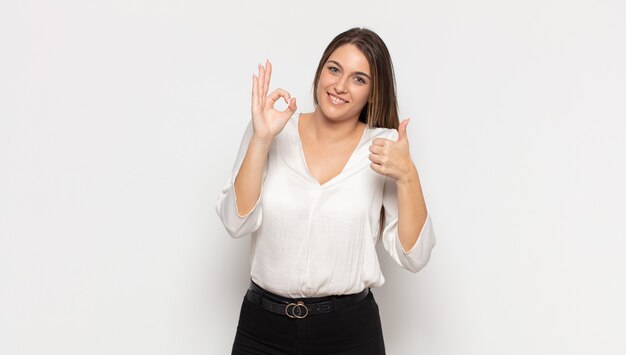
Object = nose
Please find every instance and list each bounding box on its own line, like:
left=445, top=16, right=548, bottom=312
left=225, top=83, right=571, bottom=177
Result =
left=333, top=75, right=348, bottom=94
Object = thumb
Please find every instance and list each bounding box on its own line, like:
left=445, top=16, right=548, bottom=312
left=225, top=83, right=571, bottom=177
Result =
left=398, top=118, right=410, bottom=141
left=286, top=97, right=297, bottom=113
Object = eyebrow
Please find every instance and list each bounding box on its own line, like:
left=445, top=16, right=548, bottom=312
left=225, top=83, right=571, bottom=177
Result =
left=327, top=60, right=371, bottom=80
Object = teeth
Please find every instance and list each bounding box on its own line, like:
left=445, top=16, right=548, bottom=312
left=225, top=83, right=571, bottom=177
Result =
left=329, top=93, right=346, bottom=104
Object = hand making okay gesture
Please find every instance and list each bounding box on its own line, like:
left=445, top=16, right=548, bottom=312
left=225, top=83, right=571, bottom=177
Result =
left=251, top=60, right=298, bottom=142
left=368, top=118, right=416, bottom=181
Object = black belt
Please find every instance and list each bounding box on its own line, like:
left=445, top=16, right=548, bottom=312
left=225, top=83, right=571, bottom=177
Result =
left=245, top=280, right=370, bottom=319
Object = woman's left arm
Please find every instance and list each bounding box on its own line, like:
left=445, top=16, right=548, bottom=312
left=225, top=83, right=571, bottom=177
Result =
left=395, top=164, right=428, bottom=252
left=369, top=118, right=428, bottom=252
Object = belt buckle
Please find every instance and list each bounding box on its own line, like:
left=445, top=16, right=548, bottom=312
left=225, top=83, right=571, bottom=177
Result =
left=285, top=300, right=309, bottom=318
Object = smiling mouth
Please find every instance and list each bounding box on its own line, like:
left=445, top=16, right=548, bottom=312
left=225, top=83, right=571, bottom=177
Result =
left=328, top=93, right=348, bottom=104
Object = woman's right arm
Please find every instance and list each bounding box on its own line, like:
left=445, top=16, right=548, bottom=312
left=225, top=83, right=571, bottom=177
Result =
left=233, top=135, right=273, bottom=217
left=236, top=59, right=298, bottom=215
left=215, top=60, right=297, bottom=238
left=214, top=119, right=268, bottom=239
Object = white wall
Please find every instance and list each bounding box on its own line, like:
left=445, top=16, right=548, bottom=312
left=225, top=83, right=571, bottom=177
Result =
left=1, top=0, right=625, bottom=354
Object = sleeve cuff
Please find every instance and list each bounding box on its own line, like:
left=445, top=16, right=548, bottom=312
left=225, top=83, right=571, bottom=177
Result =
left=232, top=176, right=262, bottom=218
left=399, top=212, right=434, bottom=254
left=382, top=212, right=436, bottom=273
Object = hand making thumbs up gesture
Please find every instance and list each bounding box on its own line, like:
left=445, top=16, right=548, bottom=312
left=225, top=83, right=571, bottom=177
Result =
left=251, top=60, right=297, bottom=143
left=368, top=118, right=417, bottom=182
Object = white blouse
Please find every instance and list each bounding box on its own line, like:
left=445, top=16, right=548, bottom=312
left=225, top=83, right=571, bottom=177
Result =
left=215, top=111, right=436, bottom=298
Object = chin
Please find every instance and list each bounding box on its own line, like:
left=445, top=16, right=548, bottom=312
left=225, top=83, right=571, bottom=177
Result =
left=322, top=107, right=362, bottom=124
left=319, top=104, right=345, bottom=119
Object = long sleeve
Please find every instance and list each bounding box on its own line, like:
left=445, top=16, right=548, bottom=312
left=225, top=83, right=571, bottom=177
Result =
left=214, top=119, right=267, bottom=238
left=380, top=175, right=436, bottom=273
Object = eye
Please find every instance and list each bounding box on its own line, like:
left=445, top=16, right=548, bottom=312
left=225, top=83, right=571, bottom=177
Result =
left=355, top=77, right=366, bottom=84
left=328, top=66, right=339, bottom=73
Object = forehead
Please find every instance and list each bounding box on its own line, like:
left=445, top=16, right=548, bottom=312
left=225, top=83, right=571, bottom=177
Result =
left=328, top=44, right=370, bottom=73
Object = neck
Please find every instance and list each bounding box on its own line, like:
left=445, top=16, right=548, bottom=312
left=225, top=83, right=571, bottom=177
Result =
left=308, top=108, right=365, bottom=143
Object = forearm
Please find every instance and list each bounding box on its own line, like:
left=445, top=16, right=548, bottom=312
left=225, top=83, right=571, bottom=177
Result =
left=233, top=136, right=273, bottom=216
left=396, top=164, right=428, bottom=252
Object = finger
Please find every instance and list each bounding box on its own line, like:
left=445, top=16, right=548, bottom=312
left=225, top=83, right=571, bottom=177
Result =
left=266, top=88, right=291, bottom=109
left=369, top=153, right=384, bottom=164
left=372, top=138, right=392, bottom=146
left=252, top=74, right=258, bottom=108
left=370, top=162, right=384, bottom=175
left=369, top=144, right=384, bottom=154
left=255, top=66, right=262, bottom=104
left=286, top=97, right=297, bottom=113
left=258, top=63, right=265, bottom=99
left=264, top=60, right=271, bottom=97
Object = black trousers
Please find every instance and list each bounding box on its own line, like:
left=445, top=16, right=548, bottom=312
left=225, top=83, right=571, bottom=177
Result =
left=231, top=285, right=386, bottom=355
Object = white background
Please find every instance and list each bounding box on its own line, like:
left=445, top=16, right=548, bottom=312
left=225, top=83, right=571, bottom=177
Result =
left=1, top=0, right=625, bottom=354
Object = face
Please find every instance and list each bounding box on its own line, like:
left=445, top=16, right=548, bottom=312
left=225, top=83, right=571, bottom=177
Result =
left=316, top=44, right=371, bottom=121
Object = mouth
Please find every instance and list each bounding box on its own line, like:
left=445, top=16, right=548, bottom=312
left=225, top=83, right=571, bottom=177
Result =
left=327, top=92, right=348, bottom=105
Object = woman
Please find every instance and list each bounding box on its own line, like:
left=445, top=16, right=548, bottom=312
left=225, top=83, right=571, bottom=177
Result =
left=216, top=27, right=436, bottom=355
